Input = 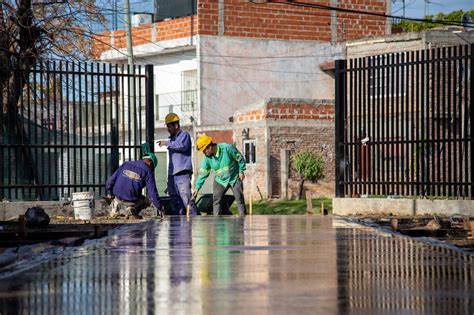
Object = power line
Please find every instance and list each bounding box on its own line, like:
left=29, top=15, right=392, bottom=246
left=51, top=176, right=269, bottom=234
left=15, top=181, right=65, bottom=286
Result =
left=263, top=0, right=474, bottom=28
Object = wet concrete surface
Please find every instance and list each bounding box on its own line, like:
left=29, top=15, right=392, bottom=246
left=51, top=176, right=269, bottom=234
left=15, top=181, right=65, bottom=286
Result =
left=0, top=216, right=472, bottom=314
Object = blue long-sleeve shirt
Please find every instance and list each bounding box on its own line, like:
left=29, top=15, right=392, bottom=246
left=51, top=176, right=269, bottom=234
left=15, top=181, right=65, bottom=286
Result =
left=106, top=160, right=161, bottom=209
left=166, top=130, right=193, bottom=175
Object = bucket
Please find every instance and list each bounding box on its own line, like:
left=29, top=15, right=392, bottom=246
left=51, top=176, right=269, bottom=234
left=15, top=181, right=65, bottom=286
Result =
left=72, top=191, right=95, bottom=220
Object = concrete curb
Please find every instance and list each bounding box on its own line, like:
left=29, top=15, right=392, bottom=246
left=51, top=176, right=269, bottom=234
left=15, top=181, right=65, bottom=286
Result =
left=333, top=198, right=474, bottom=216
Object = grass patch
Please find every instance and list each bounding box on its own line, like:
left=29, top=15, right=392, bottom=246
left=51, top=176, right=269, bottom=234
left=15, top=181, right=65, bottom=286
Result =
left=230, top=197, right=333, bottom=215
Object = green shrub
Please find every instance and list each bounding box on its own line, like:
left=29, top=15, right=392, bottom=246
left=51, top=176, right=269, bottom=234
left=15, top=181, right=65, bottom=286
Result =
left=291, top=149, right=325, bottom=199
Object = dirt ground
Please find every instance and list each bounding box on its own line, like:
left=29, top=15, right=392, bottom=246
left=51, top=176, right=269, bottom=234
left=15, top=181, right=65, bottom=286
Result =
left=352, top=214, right=474, bottom=253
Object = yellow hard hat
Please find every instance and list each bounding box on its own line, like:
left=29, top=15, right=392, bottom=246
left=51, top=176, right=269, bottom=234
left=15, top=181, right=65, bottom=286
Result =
left=165, top=113, right=180, bottom=125
left=196, top=135, right=212, bottom=152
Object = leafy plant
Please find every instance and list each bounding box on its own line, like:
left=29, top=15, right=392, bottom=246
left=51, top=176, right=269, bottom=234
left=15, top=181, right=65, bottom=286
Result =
left=291, top=149, right=325, bottom=199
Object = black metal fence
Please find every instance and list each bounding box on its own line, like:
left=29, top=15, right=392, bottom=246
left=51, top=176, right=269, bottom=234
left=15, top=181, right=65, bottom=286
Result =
left=335, top=44, right=473, bottom=199
left=0, top=61, right=154, bottom=201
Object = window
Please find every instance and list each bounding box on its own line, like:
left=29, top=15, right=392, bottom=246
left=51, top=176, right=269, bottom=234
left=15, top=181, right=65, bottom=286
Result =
left=243, top=139, right=256, bottom=165
left=181, top=70, right=197, bottom=112
left=369, top=52, right=408, bottom=99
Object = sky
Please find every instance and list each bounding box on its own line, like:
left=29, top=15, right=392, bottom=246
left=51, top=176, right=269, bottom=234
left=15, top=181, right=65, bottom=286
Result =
left=391, top=0, right=473, bottom=18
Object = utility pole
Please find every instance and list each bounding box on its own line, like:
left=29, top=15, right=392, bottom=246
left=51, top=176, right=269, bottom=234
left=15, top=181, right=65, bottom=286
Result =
left=124, top=0, right=136, bottom=160
left=124, top=0, right=134, bottom=67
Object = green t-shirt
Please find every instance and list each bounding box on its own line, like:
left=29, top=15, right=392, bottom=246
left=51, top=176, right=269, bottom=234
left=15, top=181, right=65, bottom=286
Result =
left=195, top=143, right=246, bottom=190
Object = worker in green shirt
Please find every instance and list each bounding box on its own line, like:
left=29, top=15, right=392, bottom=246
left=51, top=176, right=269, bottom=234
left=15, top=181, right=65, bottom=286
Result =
left=192, top=135, right=247, bottom=216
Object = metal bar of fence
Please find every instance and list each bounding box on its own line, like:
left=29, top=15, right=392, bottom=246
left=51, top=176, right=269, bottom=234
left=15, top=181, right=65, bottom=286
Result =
left=338, top=45, right=471, bottom=198
left=121, top=64, right=126, bottom=162
left=442, top=47, right=447, bottom=197
left=390, top=53, right=395, bottom=195
left=470, top=43, right=474, bottom=199
left=463, top=45, right=469, bottom=197
left=97, top=63, right=101, bottom=196
left=452, top=46, right=458, bottom=197
left=91, top=62, right=95, bottom=193
left=447, top=47, right=452, bottom=197
left=409, top=51, right=414, bottom=196
left=103, top=64, right=108, bottom=189
left=404, top=51, right=409, bottom=196
left=26, top=65, right=32, bottom=199
left=381, top=55, right=387, bottom=195
left=421, top=49, right=427, bottom=196
left=18, top=67, right=23, bottom=200
left=0, top=61, right=154, bottom=200
left=363, top=57, right=368, bottom=195
left=335, top=59, right=346, bottom=197
left=127, top=64, right=131, bottom=162
left=58, top=61, right=63, bottom=198
left=357, top=57, right=362, bottom=195
left=65, top=61, right=71, bottom=198
left=429, top=49, right=434, bottom=196
left=53, top=60, right=59, bottom=198
left=0, top=71, right=3, bottom=199
left=414, top=50, right=420, bottom=196
left=436, top=47, right=441, bottom=196
left=46, top=61, right=51, bottom=199
left=376, top=55, right=381, bottom=196
left=400, top=52, right=405, bottom=196
left=146, top=65, right=155, bottom=152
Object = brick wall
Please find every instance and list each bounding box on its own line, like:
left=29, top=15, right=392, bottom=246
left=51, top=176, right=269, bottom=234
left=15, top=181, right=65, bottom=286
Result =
left=93, top=1, right=389, bottom=57
left=234, top=99, right=335, bottom=123
left=269, top=125, right=335, bottom=198
left=197, top=130, right=234, bottom=144
left=92, top=16, right=198, bottom=58
left=233, top=98, right=336, bottom=199
left=336, top=0, right=388, bottom=42
left=198, top=0, right=387, bottom=41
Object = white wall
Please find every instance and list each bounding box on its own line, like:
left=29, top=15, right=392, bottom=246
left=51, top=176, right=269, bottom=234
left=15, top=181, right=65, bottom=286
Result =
left=144, top=50, right=198, bottom=126
left=199, top=35, right=337, bottom=125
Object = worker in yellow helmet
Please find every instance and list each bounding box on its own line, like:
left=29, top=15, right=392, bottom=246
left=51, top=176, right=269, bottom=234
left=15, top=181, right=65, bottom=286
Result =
left=157, top=113, right=199, bottom=215
left=192, top=135, right=247, bottom=216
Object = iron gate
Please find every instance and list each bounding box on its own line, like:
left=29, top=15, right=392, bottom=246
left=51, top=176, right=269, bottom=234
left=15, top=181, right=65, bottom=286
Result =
left=0, top=61, right=154, bottom=201
left=335, top=44, right=473, bottom=199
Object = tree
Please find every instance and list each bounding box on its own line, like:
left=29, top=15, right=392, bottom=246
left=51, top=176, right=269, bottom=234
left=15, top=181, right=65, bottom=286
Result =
left=0, top=0, right=104, bottom=199
left=393, top=10, right=474, bottom=33
left=291, top=149, right=325, bottom=200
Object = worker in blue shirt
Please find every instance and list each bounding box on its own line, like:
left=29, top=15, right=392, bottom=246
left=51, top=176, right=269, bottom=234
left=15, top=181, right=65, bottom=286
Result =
left=106, top=153, right=163, bottom=219
left=157, top=113, right=199, bottom=216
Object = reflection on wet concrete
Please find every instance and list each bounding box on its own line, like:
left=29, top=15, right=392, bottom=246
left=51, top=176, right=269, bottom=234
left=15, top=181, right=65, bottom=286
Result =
left=0, top=216, right=472, bottom=314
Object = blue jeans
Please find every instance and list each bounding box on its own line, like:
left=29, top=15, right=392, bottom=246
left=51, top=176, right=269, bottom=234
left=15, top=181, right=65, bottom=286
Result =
left=168, top=173, right=199, bottom=215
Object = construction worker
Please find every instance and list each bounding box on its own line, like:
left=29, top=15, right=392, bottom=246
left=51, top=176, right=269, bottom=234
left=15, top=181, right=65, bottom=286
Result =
left=192, top=135, right=247, bottom=216
left=106, top=152, right=163, bottom=219
left=157, top=113, right=199, bottom=215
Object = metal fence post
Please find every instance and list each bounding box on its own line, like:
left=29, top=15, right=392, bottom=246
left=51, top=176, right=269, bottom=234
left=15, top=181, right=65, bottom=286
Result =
left=145, top=65, right=155, bottom=152
left=470, top=44, right=474, bottom=199
left=335, top=59, right=347, bottom=198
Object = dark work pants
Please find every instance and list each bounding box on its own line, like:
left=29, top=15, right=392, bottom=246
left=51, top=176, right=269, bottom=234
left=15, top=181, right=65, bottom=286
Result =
left=213, top=179, right=246, bottom=216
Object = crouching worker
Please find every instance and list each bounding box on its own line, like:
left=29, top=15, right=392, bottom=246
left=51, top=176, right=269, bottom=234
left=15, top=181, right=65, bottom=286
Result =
left=192, top=135, right=247, bottom=216
left=106, top=153, right=163, bottom=219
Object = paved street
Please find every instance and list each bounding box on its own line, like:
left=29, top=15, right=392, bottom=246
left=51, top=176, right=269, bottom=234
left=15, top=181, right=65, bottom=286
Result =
left=0, top=216, right=472, bottom=314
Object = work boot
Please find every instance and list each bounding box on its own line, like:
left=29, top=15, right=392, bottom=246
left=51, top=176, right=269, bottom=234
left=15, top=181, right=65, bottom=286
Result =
left=126, top=207, right=143, bottom=220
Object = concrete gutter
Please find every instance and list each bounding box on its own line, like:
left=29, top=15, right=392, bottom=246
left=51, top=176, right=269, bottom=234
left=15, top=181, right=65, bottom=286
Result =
left=333, top=198, right=474, bottom=217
